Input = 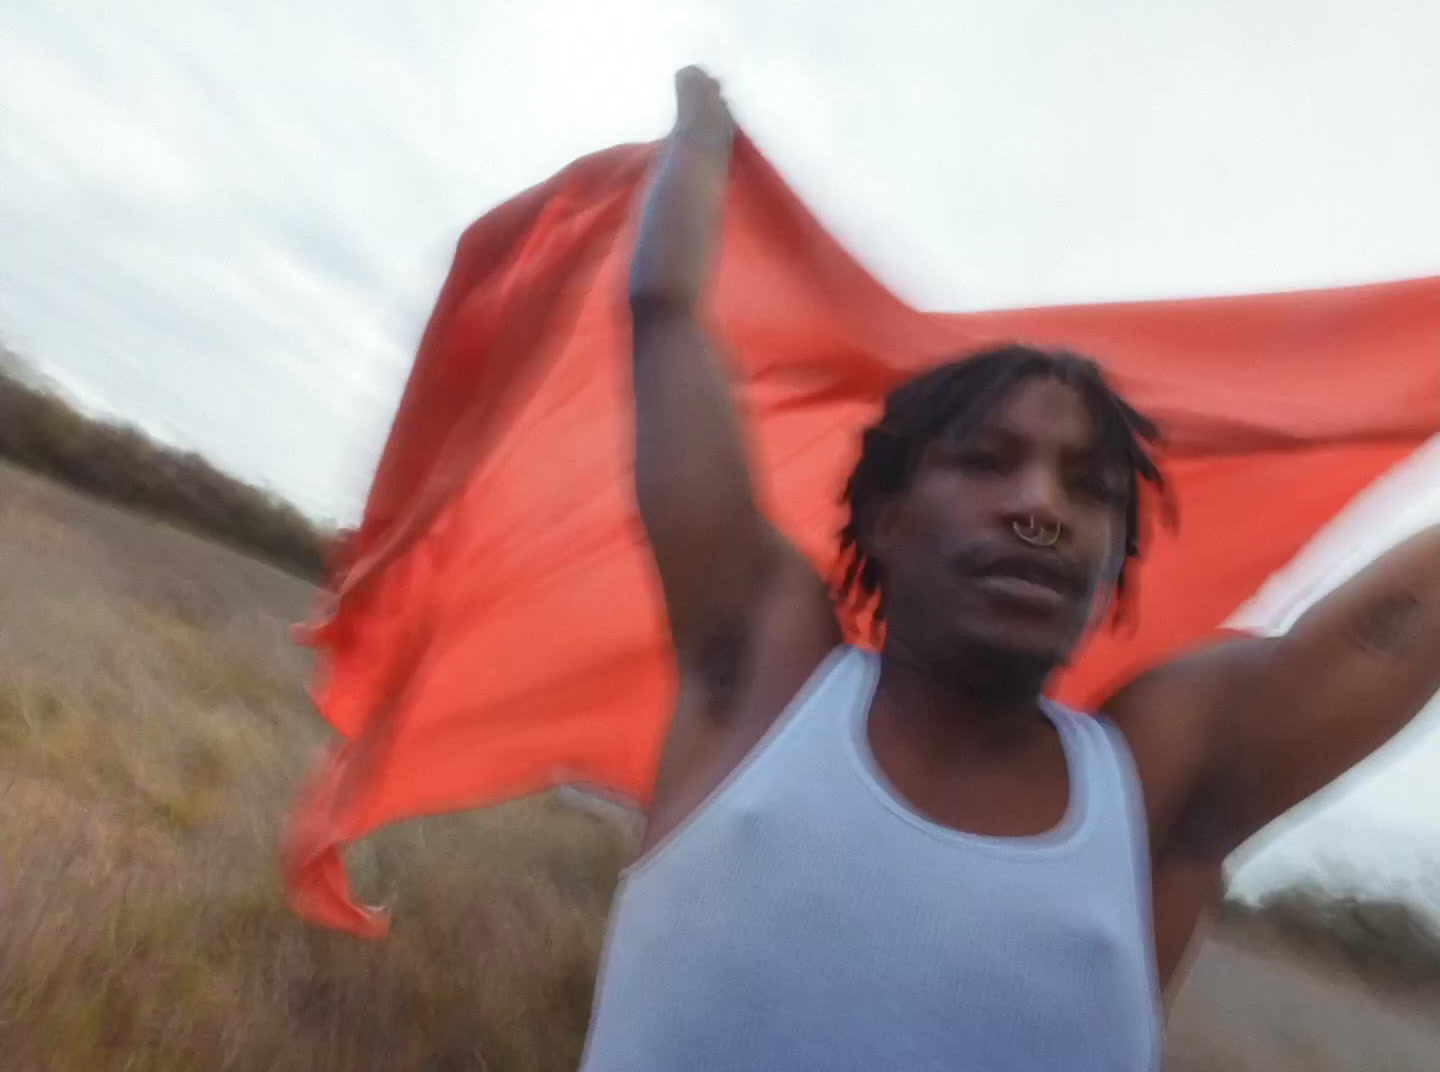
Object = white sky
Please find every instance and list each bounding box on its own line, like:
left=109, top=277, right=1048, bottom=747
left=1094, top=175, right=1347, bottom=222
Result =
left=1, top=2, right=1437, bottom=906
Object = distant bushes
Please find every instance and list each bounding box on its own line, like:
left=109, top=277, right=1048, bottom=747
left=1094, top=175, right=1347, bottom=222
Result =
left=0, top=360, right=328, bottom=579
left=1220, top=884, right=1440, bottom=989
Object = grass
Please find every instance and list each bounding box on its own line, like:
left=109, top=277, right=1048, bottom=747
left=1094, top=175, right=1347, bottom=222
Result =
left=0, top=460, right=1436, bottom=1071
left=0, top=463, right=631, bottom=1072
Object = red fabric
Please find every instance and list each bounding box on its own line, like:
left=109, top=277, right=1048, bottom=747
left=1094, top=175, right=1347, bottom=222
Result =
left=282, top=132, right=1440, bottom=938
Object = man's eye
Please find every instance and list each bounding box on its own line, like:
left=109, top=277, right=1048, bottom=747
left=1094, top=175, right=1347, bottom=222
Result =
left=956, top=450, right=1005, bottom=473
left=1076, top=474, right=1123, bottom=502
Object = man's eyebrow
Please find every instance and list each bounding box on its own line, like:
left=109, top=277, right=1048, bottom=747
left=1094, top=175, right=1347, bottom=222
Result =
left=1067, top=444, right=1127, bottom=474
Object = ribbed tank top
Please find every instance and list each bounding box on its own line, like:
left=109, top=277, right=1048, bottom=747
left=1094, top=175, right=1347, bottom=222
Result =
left=579, top=645, right=1162, bottom=1072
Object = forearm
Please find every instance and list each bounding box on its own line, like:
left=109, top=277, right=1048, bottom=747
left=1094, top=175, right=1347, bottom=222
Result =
left=628, top=71, right=770, bottom=641
left=631, top=312, right=761, bottom=551
left=631, top=129, right=751, bottom=526
left=628, top=133, right=731, bottom=312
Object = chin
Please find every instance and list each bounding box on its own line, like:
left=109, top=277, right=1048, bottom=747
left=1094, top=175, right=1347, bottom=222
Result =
left=955, top=622, right=1077, bottom=677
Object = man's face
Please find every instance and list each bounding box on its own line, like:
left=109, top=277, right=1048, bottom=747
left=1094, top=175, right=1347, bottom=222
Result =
left=871, top=376, right=1126, bottom=671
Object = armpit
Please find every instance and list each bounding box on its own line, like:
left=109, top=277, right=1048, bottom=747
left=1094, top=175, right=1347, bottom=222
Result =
left=695, top=625, right=752, bottom=712
left=1161, top=773, right=1246, bottom=862
left=1346, top=590, right=1426, bottom=660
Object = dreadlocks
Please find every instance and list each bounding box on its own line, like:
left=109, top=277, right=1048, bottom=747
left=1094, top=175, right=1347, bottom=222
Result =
left=837, top=344, right=1166, bottom=624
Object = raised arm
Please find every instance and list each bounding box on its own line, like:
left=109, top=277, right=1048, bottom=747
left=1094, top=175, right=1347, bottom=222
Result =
left=1108, top=523, right=1440, bottom=856
left=630, top=69, right=834, bottom=719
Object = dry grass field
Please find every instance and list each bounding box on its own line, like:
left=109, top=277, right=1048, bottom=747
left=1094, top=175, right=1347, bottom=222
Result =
left=0, top=460, right=1436, bottom=1071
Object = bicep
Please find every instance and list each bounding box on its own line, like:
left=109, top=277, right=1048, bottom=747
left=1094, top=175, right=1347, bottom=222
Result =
left=1112, top=576, right=1440, bottom=859
left=628, top=307, right=841, bottom=812
left=1223, top=583, right=1440, bottom=832
left=631, top=308, right=771, bottom=647
left=1222, top=528, right=1440, bottom=834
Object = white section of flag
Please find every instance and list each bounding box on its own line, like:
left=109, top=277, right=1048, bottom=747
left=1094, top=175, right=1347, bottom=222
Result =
left=1226, top=435, right=1440, bottom=635
left=1224, top=435, right=1440, bottom=915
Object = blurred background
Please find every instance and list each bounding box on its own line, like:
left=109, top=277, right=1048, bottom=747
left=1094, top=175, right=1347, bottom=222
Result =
left=1, top=3, right=1437, bottom=1071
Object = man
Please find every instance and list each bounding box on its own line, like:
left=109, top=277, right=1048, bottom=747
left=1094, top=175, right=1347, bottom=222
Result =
left=579, top=68, right=1440, bottom=1071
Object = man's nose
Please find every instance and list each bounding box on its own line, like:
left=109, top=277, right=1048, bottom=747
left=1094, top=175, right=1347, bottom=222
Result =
left=1001, top=464, right=1067, bottom=535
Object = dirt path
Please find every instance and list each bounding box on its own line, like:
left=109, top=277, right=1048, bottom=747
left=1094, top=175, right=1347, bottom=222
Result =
left=1166, top=933, right=1440, bottom=1071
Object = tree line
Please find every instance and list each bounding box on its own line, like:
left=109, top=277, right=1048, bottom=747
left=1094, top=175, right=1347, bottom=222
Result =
left=0, top=354, right=329, bottom=579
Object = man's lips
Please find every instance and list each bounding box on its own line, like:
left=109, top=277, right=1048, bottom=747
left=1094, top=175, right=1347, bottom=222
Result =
left=962, top=548, right=1084, bottom=614
left=971, top=573, right=1070, bottom=613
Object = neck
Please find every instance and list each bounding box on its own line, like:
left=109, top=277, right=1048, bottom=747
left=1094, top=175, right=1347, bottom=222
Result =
left=873, top=637, right=1053, bottom=753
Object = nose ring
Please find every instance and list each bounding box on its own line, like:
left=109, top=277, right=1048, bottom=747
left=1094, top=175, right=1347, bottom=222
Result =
left=1013, top=515, right=1062, bottom=548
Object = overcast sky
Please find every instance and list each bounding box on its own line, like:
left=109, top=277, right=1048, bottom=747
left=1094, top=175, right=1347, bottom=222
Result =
left=2, top=2, right=1437, bottom=904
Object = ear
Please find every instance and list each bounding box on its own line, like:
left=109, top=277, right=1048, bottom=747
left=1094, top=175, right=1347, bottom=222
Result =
left=1093, top=538, right=1129, bottom=631
left=1103, top=538, right=1125, bottom=589
left=1084, top=537, right=1120, bottom=616
left=864, top=494, right=902, bottom=567
left=1090, top=585, right=1117, bottom=632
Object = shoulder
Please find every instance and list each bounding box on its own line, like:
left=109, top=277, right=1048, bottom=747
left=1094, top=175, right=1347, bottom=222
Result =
left=1101, top=631, right=1278, bottom=736
left=1097, top=633, right=1271, bottom=857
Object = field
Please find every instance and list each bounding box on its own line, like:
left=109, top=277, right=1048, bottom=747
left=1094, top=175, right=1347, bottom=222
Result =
left=1, top=460, right=1436, bottom=1071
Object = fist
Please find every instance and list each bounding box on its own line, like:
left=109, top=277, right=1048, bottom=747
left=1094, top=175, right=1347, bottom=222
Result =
left=673, top=66, right=733, bottom=142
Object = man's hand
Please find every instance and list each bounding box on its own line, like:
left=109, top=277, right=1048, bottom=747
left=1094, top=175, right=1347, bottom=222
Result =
left=673, top=66, right=734, bottom=150
left=630, top=67, right=734, bottom=312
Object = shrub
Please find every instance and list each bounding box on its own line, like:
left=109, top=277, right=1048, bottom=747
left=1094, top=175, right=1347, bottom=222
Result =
left=1219, top=883, right=1440, bottom=989
left=0, top=355, right=329, bottom=578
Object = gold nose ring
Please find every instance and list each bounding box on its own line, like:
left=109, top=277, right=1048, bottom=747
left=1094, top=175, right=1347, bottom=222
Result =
left=1013, top=516, right=1062, bottom=548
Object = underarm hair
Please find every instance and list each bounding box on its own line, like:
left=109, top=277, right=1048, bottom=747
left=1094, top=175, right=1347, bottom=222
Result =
left=1165, top=772, right=1245, bottom=861
left=697, top=626, right=750, bottom=710
left=1347, top=590, right=1427, bottom=660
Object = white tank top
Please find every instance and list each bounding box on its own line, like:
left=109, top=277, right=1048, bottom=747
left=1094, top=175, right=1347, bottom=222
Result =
left=580, top=645, right=1162, bottom=1072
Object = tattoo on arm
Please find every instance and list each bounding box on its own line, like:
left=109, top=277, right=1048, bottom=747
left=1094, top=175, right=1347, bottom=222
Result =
left=1347, top=591, right=1425, bottom=659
